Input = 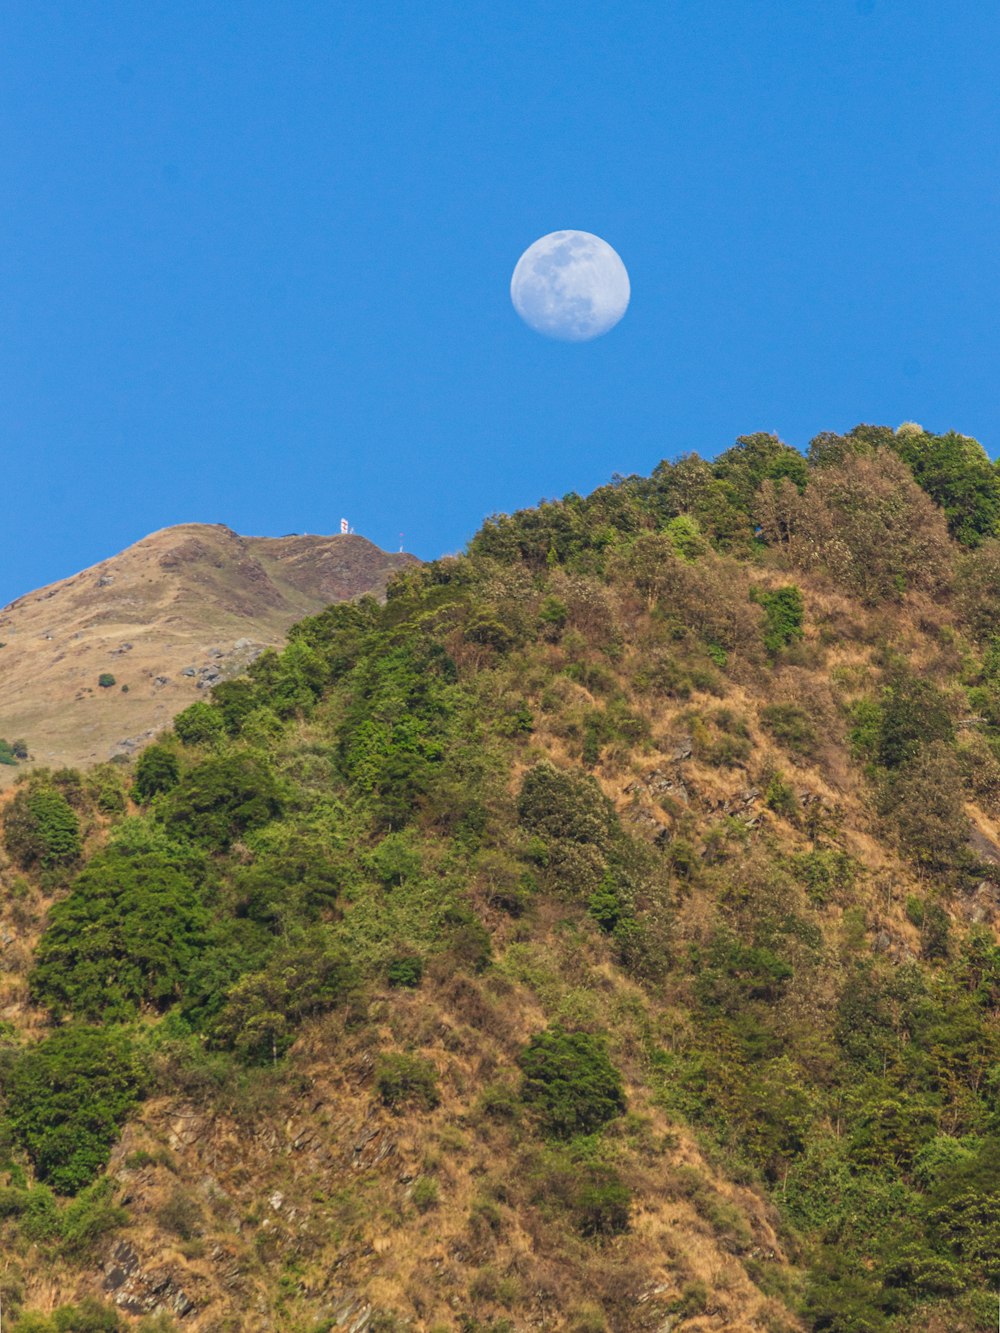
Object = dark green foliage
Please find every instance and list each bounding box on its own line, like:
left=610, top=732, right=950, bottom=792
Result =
left=97, top=673, right=116, bottom=689
left=518, top=1026, right=625, bottom=1138
left=803, top=1249, right=891, bottom=1332
left=387, top=954, right=424, bottom=988
left=3, top=786, right=81, bottom=870
left=376, top=1053, right=440, bottom=1111
left=791, top=849, right=856, bottom=905
left=173, top=701, right=225, bottom=746
left=0, top=737, right=19, bottom=766
left=30, top=847, right=207, bottom=1020
left=752, top=584, right=804, bottom=655
left=161, top=753, right=283, bottom=847
left=338, top=637, right=461, bottom=829
left=3, top=1026, right=141, bottom=1193
left=712, top=432, right=809, bottom=514
left=890, top=426, right=1000, bottom=547
left=851, top=670, right=954, bottom=771
left=133, top=744, right=180, bottom=802
left=651, top=452, right=752, bottom=550
left=764, top=772, right=797, bottom=820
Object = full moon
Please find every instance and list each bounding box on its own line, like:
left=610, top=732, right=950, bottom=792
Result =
left=510, top=230, right=630, bottom=341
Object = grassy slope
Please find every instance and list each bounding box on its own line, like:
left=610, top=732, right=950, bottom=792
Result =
left=0, top=524, right=414, bottom=780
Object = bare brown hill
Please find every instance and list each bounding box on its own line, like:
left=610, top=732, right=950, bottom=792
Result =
left=0, top=524, right=415, bottom=778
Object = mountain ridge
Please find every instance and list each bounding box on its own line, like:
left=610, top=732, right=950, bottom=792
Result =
left=0, top=523, right=415, bottom=778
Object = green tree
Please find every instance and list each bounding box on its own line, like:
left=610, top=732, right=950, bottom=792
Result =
left=161, top=753, right=283, bottom=847
left=890, top=426, right=1000, bottom=546
left=173, top=701, right=225, bottom=746
left=3, top=1026, right=141, bottom=1194
left=3, top=786, right=81, bottom=870
left=518, top=1025, right=625, bottom=1138
left=30, top=848, right=207, bottom=1020
left=133, top=744, right=180, bottom=802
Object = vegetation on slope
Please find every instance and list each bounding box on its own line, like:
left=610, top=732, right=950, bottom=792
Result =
left=2, top=422, right=1000, bottom=1328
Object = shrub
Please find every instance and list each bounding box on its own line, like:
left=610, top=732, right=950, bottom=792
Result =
left=3, top=1026, right=141, bottom=1193
left=885, top=742, right=971, bottom=879
left=764, top=772, right=798, bottom=821
left=517, top=762, right=617, bottom=850
left=890, top=426, right=1000, bottom=547
left=97, top=673, right=116, bottom=689
left=753, top=585, right=805, bottom=655
left=30, top=848, right=207, bottom=1020
left=791, top=850, right=856, bottom=905
left=12, top=1299, right=125, bottom=1331
left=156, top=1186, right=202, bottom=1240
left=173, top=701, right=225, bottom=746
left=161, top=754, right=283, bottom=848
left=210, top=937, right=355, bottom=1063
left=133, top=744, right=180, bottom=802
left=518, top=1025, right=625, bottom=1138
left=376, top=1053, right=440, bottom=1111
left=3, top=786, right=81, bottom=870
left=387, top=954, right=424, bottom=988
left=573, top=1168, right=631, bottom=1236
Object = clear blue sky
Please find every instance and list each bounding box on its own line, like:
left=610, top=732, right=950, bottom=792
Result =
left=2, top=0, right=999, bottom=603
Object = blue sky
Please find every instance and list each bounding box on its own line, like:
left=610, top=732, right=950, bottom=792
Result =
left=2, top=0, right=999, bottom=602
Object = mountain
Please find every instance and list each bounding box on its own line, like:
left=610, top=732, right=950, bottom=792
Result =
left=3, top=425, right=1000, bottom=1330
left=0, top=524, right=415, bottom=778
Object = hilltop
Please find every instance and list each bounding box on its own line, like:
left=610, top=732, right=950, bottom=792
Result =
left=3, top=424, right=1000, bottom=1330
left=0, top=524, right=415, bottom=777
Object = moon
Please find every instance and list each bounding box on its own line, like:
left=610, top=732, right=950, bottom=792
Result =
left=510, top=230, right=630, bottom=341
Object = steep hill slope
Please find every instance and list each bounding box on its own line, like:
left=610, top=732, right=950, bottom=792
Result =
left=4, top=424, right=1000, bottom=1331
left=0, top=525, right=415, bottom=778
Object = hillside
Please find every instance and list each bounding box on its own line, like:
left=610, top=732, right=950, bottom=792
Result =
left=0, top=525, right=415, bottom=779
left=3, top=424, right=1000, bottom=1330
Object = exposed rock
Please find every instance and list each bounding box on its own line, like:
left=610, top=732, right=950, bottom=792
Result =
left=103, top=1240, right=196, bottom=1319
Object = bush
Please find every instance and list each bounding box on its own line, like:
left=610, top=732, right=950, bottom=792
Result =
left=890, top=426, right=1000, bottom=547
left=573, top=1169, right=631, bottom=1236
left=133, top=744, right=180, bottom=802
left=3, top=786, right=81, bottom=870
left=518, top=1025, right=625, bottom=1138
left=30, top=848, right=207, bottom=1020
left=517, top=762, right=617, bottom=850
left=210, top=937, right=355, bottom=1063
left=885, top=742, right=971, bottom=879
left=3, top=1026, right=141, bottom=1193
left=753, top=585, right=804, bottom=655
left=156, top=1186, right=202, bottom=1240
left=97, top=673, right=116, bottom=689
left=173, top=701, right=225, bottom=746
left=376, top=1053, right=440, bottom=1111
left=11, top=1299, right=124, bottom=1332
left=161, top=753, right=283, bottom=848
left=387, top=954, right=424, bottom=988
left=411, top=1176, right=438, bottom=1212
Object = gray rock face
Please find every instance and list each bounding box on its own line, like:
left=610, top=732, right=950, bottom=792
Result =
left=103, top=1239, right=197, bottom=1318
